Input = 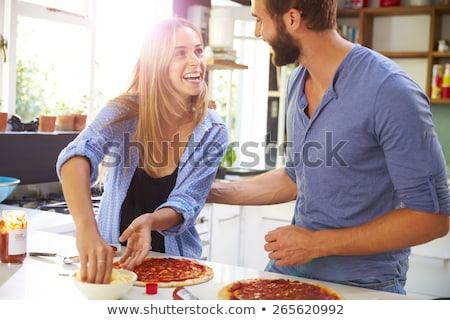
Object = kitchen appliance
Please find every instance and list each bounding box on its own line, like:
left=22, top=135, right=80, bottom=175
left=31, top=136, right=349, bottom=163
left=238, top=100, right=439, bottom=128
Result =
left=187, top=5, right=210, bottom=44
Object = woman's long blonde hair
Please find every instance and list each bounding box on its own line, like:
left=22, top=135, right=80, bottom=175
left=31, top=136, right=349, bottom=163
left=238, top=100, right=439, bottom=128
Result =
left=111, top=18, right=208, bottom=177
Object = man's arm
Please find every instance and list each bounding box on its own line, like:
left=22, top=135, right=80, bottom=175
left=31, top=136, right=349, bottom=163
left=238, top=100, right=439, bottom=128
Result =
left=207, top=167, right=297, bottom=205
left=265, top=208, right=450, bottom=266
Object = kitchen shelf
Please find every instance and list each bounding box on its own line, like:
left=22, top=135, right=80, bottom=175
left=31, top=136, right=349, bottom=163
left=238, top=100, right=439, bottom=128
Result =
left=338, top=5, right=450, bottom=100
left=431, top=98, right=450, bottom=104
left=433, top=51, right=450, bottom=58
left=380, top=51, right=429, bottom=58
left=207, top=60, right=248, bottom=70
left=336, top=8, right=360, bottom=17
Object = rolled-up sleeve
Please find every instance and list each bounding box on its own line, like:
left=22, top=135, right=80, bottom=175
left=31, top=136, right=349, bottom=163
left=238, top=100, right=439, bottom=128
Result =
left=56, top=106, right=132, bottom=186
left=160, top=110, right=228, bottom=236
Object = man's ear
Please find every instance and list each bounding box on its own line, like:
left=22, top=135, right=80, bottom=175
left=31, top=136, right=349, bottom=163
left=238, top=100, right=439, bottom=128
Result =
left=284, top=8, right=302, bottom=31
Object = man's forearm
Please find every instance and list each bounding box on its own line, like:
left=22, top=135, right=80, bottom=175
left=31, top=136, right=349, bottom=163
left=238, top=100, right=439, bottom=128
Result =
left=318, top=209, right=449, bottom=258
left=207, top=168, right=297, bottom=205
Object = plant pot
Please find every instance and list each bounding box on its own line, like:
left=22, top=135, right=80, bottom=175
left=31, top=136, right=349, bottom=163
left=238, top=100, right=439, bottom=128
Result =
left=0, top=112, right=8, bottom=132
left=38, top=115, right=56, bottom=132
left=56, top=114, right=75, bottom=131
left=216, top=167, right=227, bottom=180
left=73, top=114, right=87, bottom=131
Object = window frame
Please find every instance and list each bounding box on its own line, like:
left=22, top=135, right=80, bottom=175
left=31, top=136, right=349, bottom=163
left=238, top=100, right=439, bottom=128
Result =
left=0, top=0, right=96, bottom=116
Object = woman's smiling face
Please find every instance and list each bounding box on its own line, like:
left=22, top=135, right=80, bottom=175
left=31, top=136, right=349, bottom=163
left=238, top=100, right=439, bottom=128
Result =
left=168, top=26, right=206, bottom=102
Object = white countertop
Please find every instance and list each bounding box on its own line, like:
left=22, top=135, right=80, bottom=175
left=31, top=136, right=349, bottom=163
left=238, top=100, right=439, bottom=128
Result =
left=0, top=204, right=418, bottom=300
left=0, top=231, right=415, bottom=300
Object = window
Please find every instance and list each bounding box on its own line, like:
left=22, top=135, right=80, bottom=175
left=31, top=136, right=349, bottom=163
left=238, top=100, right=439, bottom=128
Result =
left=209, top=5, right=274, bottom=169
left=2, top=0, right=94, bottom=121
left=0, top=0, right=172, bottom=122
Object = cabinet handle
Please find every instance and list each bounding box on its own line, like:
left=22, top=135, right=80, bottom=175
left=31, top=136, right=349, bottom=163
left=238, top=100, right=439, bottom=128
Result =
left=411, top=253, right=449, bottom=262
left=261, top=217, right=291, bottom=223
left=218, top=214, right=240, bottom=223
left=195, top=216, right=208, bottom=224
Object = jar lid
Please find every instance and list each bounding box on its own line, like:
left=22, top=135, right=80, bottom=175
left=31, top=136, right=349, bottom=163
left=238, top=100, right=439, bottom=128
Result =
left=146, top=283, right=158, bottom=295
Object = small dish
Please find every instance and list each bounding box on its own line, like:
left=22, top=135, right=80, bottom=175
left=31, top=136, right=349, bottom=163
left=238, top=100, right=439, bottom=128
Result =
left=72, top=269, right=137, bottom=300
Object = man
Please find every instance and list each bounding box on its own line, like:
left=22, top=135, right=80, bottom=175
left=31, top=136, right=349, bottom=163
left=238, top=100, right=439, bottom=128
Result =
left=207, top=0, right=450, bottom=294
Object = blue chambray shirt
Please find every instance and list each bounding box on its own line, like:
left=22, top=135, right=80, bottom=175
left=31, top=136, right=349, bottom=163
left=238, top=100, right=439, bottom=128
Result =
left=277, top=45, right=450, bottom=283
left=56, top=102, right=228, bottom=259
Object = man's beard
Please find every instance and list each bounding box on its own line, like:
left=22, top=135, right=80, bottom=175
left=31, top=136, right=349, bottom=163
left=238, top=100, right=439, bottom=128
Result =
left=269, top=21, right=300, bottom=67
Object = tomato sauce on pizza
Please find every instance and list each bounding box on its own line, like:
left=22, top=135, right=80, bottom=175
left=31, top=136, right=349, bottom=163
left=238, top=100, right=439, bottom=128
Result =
left=113, top=257, right=213, bottom=288
left=219, top=278, right=342, bottom=300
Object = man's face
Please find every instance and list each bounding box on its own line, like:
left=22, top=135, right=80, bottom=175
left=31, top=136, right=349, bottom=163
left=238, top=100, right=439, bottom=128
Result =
left=268, top=17, right=300, bottom=66
left=251, top=0, right=299, bottom=66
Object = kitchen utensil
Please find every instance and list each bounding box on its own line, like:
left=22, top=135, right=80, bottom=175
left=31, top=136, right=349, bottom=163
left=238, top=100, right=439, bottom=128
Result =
left=0, top=177, right=20, bottom=203
left=172, top=287, right=199, bottom=300
left=28, top=252, right=79, bottom=264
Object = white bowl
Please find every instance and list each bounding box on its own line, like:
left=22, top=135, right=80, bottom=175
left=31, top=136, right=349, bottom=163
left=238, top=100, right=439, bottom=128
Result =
left=72, top=269, right=137, bottom=300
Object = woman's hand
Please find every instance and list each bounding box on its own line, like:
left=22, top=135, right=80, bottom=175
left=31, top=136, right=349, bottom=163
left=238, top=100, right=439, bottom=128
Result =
left=76, top=231, right=116, bottom=284
left=118, top=213, right=153, bottom=270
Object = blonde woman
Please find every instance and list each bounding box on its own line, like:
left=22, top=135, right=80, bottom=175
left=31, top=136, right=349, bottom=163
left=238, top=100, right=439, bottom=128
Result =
left=57, top=18, right=228, bottom=284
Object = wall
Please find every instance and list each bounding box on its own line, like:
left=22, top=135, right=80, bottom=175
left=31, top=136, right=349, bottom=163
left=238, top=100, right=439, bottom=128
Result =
left=431, top=104, right=450, bottom=164
left=0, top=132, right=78, bottom=185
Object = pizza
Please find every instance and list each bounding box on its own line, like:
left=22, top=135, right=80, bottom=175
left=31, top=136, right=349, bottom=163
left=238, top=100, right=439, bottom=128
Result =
left=218, top=278, right=342, bottom=300
left=113, top=257, right=213, bottom=288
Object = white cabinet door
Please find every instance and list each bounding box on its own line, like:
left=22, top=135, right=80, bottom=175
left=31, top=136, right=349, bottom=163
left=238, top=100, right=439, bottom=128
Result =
left=239, top=202, right=295, bottom=270
left=405, top=231, right=450, bottom=298
left=196, top=204, right=213, bottom=261
left=210, top=203, right=241, bottom=266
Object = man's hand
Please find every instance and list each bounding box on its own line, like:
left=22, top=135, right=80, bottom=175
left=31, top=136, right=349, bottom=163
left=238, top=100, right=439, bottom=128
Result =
left=264, top=225, right=318, bottom=266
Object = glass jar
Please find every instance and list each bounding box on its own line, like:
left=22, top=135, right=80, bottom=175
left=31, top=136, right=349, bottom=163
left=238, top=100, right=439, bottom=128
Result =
left=0, top=210, right=27, bottom=263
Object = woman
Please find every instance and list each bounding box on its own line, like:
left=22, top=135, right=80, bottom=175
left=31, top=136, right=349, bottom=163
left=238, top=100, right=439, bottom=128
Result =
left=56, top=18, right=228, bottom=284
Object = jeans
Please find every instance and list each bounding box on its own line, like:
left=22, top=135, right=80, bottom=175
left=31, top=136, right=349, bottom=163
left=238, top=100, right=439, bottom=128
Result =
left=265, top=260, right=407, bottom=295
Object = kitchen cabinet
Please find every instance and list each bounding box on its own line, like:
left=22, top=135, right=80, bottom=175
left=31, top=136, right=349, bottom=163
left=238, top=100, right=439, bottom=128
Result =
left=209, top=203, right=241, bottom=265
left=196, top=204, right=213, bottom=260
left=239, top=202, right=295, bottom=269
left=337, top=5, right=450, bottom=104
left=208, top=201, right=295, bottom=268
left=405, top=231, right=450, bottom=298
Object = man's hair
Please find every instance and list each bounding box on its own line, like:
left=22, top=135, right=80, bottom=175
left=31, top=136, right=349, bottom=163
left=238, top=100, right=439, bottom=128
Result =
left=262, top=0, right=337, bottom=30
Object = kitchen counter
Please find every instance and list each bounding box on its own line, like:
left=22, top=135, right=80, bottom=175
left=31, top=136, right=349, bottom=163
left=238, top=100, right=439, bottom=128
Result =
left=0, top=230, right=416, bottom=300
left=0, top=204, right=420, bottom=300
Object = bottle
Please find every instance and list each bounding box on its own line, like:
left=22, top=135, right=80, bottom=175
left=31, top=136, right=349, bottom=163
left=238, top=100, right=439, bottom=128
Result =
left=442, top=64, right=450, bottom=99
left=0, top=210, right=27, bottom=263
left=431, top=64, right=443, bottom=100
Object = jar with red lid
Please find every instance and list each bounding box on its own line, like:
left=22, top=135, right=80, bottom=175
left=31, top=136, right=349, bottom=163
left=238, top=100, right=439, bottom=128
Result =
left=0, top=210, right=27, bottom=264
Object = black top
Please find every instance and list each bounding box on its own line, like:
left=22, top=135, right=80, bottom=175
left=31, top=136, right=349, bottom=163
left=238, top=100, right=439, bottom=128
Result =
left=120, top=167, right=178, bottom=253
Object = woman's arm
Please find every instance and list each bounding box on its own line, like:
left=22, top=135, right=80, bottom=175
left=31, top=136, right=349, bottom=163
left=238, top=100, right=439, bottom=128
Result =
left=60, top=156, right=116, bottom=284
